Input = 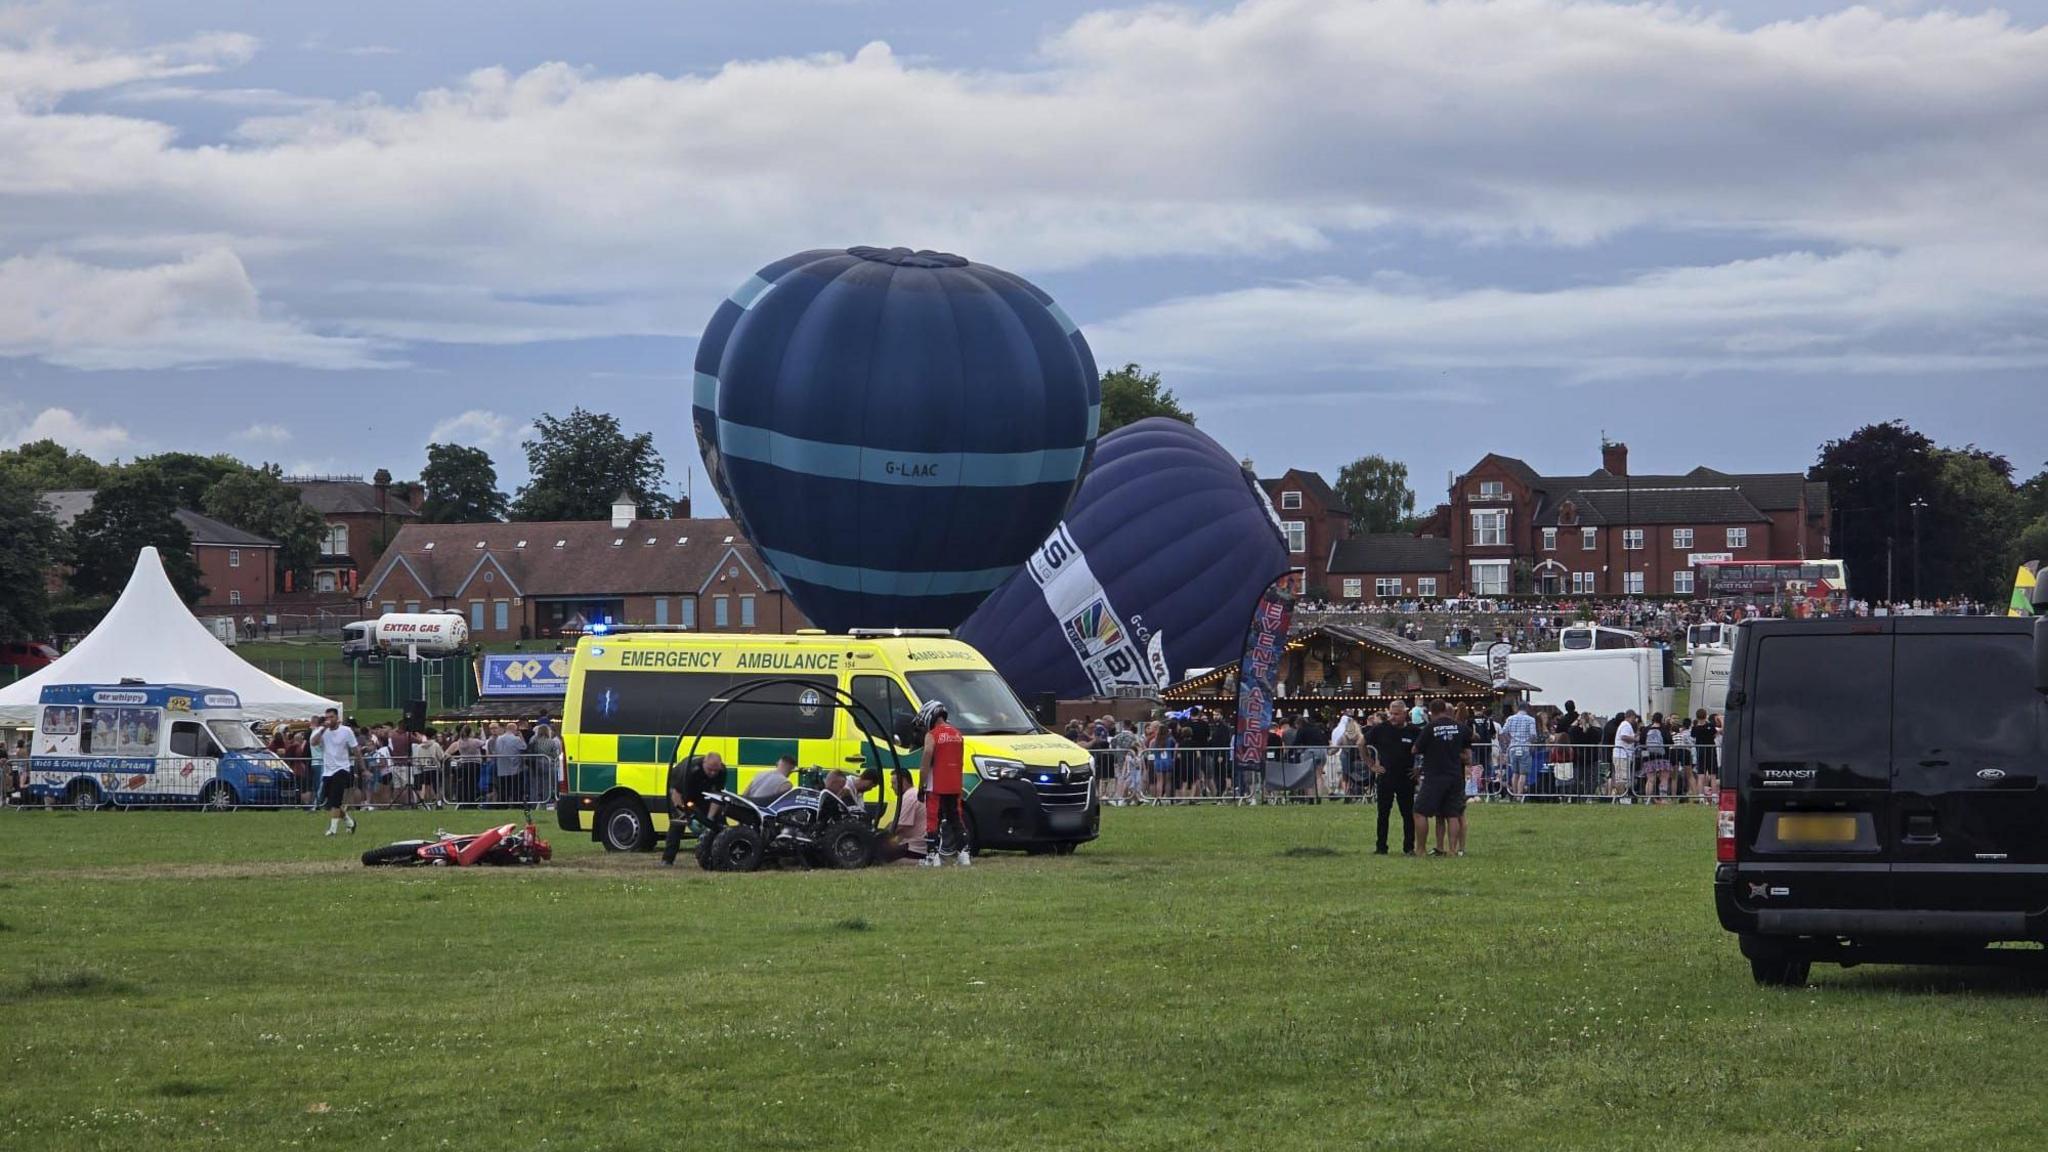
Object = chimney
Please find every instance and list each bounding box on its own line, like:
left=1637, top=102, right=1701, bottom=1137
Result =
left=610, top=491, right=638, bottom=529
left=1601, top=440, right=1629, bottom=477
left=675, top=494, right=691, bottom=519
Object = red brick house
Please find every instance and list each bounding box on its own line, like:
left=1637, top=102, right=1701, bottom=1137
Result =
left=1327, top=534, right=1453, bottom=602
left=290, top=474, right=423, bottom=596
left=40, top=490, right=279, bottom=613
left=1445, top=442, right=1829, bottom=597
left=1259, top=469, right=1351, bottom=597
left=358, top=502, right=808, bottom=640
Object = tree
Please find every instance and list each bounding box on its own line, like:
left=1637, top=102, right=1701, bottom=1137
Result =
left=0, top=439, right=108, bottom=491
left=1334, top=454, right=1417, bottom=535
left=511, top=408, right=672, bottom=522
left=1927, top=448, right=2021, bottom=604
left=1809, top=421, right=1942, bottom=602
left=0, top=473, right=61, bottom=639
left=2016, top=517, right=2048, bottom=572
left=1097, top=363, right=1195, bottom=435
left=2017, top=467, right=2048, bottom=528
left=131, top=451, right=246, bottom=509
left=420, top=443, right=509, bottom=523
left=202, top=465, right=326, bottom=586
left=69, top=470, right=205, bottom=603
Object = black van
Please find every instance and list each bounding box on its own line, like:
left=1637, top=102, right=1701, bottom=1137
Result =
left=1715, top=615, right=2048, bottom=985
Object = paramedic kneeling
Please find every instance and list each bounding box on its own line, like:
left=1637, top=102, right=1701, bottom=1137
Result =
left=661, top=753, right=726, bottom=867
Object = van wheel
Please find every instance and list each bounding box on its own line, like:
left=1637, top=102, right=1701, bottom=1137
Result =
left=200, top=782, right=237, bottom=812
left=67, top=781, right=100, bottom=812
left=1749, top=955, right=1812, bottom=987
left=1054, top=841, right=1079, bottom=856
left=597, top=799, right=652, bottom=853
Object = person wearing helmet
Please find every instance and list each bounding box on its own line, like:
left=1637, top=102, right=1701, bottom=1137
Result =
left=919, top=699, right=969, bottom=867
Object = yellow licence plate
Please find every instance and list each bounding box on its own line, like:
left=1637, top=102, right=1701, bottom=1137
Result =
left=1775, top=814, right=1858, bottom=844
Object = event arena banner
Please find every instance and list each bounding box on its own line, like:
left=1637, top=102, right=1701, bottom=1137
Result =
left=480, top=654, right=572, bottom=697
left=1232, top=580, right=1295, bottom=770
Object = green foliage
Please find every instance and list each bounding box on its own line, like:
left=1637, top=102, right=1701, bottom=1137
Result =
left=1334, top=453, right=1417, bottom=535
left=511, top=408, right=672, bottom=522
left=2015, top=517, right=2048, bottom=583
left=0, top=439, right=108, bottom=491
left=420, top=443, right=509, bottom=523
left=130, top=451, right=245, bottom=510
left=1929, top=448, right=2021, bottom=604
left=1097, top=363, right=1195, bottom=435
left=68, top=470, right=205, bottom=603
left=0, top=473, right=62, bottom=638
left=202, top=465, right=326, bottom=584
left=2017, top=468, right=2048, bottom=528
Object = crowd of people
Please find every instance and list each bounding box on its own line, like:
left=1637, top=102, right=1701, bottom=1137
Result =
left=269, top=711, right=562, bottom=819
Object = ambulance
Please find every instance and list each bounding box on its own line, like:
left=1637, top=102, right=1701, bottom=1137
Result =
left=556, top=629, right=1101, bottom=855
left=26, top=683, right=299, bottom=810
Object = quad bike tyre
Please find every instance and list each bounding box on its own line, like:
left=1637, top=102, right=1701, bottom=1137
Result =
left=711, top=826, right=765, bottom=873
left=813, top=818, right=878, bottom=870
left=695, top=825, right=722, bottom=871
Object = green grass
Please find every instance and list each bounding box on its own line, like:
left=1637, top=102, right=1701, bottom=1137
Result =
left=3, top=805, right=2046, bottom=1150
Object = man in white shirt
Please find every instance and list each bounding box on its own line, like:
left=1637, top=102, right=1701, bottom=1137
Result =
left=1328, top=709, right=1361, bottom=797
left=315, top=708, right=363, bottom=835
left=742, top=755, right=797, bottom=803
left=1610, top=711, right=1639, bottom=802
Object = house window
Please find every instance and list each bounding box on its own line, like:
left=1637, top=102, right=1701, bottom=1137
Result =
left=1470, top=510, right=1507, bottom=547
left=1582, top=527, right=1598, bottom=551
left=229, top=549, right=241, bottom=569
left=324, top=523, right=348, bottom=557
left=1375, top=578, right=1402, bottom=599
left=1727, top=527, right=1749, bottom=549
left=740, top=595, right=756, bottom=628
left=1623, top=529, right=1645, bottom=551
left=469, top=601, right=484, bottom=630
left=714, top=596, right=730, bottom=628
left=1477, top=480, right=1504, bottom=498
left=317, top=572, right=337, bottom=593
left=1341, top=578, right=1362, bottom=599
left=405, top=601, right=420, bottom=614
left=682, top=597, right=697, bottom=629
left=1624, top=571, right=1645, bottom=595
left=381, top=602, right=395, bottom=615
left=1674, top=570, right=1695, bottom=595
left=1672, top=528, right=1694, bottom=549
left=1280, top=490, right=1302, bottom=510
left=1541, top=528, right=1557, bottom=551
left=494, top=600, right=510, bottom=631
left=1468, top=561, right=1509, bottom=597
left=654, top=597, right=669, bottom=626
left=1417, top=577, right=1438, bottom=598
left=1282, top=521, right=1307, bottom=554
left=1285, top=569, right=1307, bottom=595
left=228, top=590, right=242, bottom=605
left=1572, top=571, right=1596, bottom=595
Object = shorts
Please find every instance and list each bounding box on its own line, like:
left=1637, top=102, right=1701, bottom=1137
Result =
left=319, top=771, right=352, bottom=809
left=1416, top=774, right=1466, bottom=818
left=1610, top=757, right=1634, bottom=788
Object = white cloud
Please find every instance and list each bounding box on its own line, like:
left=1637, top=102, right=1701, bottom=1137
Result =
left=238, top=422, right=293, bottom=444
left=0, top=1, right=2044, bottom=375
left=0, top=405, right=134, bottom=458
left=0, top=248, right=381, bottom=369
left=427, top=409, right=532, bottom=453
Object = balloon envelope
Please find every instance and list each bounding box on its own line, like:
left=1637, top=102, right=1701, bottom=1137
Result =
left=693, top=247, right=1099, bottom=632
left=958, top=417, right=1290, bottom=700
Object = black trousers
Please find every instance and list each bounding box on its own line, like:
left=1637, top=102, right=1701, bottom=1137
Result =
left=661, top=801, right=718, bottom=865
left=1375, top=773, right=1415, bottom=853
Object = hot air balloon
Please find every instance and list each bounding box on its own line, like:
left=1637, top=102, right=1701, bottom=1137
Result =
left=957, top=417, right=1290, bottom=700
left=693, top=247, right=1099, bottom=632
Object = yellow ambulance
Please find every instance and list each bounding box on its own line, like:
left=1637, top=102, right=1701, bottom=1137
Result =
left=554, top=629, right=1100, bottom=855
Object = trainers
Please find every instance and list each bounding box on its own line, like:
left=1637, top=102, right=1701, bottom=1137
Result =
left=345, top=817, right=357, bottom=834
left=1374, top=847, right=1389, bottom=855
left=921, top=853, right=940, bottom=868
left=957, top=850, right=972, bottom=868
left=323, top=828, right=336, bottom=837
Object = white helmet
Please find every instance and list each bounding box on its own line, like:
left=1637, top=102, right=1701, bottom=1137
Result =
left=918, top=699, right=948, bottom=728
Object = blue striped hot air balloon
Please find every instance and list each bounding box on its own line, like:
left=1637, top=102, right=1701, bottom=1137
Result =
left=692, top=247, right=1100, bottom=632
left=958, top=417, right=1290, bottom=700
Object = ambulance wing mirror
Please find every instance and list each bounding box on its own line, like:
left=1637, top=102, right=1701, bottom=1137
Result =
left=2034, top=618, right=2048, bottom=695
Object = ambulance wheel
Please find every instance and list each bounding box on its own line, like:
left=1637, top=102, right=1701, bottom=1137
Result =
left=712, top=826, right=765, bottom=873
left=597, top=798, right=652, bottom=853
left=200, top=782, right=238, bottom=812
left=66, top=781, right=101, bottom=812
left=815, top=819, right=876, bottom=870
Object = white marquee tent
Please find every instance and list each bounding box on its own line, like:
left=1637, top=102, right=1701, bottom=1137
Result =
left=0, top=547, right=342, bottom=726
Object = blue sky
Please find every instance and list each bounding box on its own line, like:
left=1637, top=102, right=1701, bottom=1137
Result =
left=2, top=0, right=2046, bottom=514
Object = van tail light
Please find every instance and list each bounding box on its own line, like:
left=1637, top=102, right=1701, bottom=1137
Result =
left=1716, top=788, right=1737, bottom=862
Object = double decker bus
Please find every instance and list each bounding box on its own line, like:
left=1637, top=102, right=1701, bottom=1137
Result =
left=1693, top=558, right=1848, bottom=603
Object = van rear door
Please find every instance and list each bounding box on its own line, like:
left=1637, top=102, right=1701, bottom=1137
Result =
left=1735, top=622, right=1893, bottom=911
left=1889, top=620, right=2048, bottom=914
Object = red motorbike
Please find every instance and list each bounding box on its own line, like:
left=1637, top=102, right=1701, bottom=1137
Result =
left=361, top=810, right=552, bottom=867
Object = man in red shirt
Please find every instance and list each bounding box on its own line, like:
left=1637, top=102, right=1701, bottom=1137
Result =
left=919, top=699, right=969, bottom=868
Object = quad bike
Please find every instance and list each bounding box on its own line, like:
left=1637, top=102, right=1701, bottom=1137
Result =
left=362, top=808, right=552, bottom=867
left=697, top=784, right=878, bottom=872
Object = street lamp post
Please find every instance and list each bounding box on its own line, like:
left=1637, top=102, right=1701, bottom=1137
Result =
left=1909, top=497, right=1928, bottom=605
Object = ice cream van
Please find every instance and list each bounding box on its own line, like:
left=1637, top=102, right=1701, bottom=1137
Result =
left=26, top=683, right=299, bottom=810
left=556, top=629, right=1101, bottom=855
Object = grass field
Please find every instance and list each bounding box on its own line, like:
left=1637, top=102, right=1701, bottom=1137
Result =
left=5, top=804, right=2047, bottom=1150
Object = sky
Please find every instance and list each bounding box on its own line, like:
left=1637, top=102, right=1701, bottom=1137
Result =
left=2, top=0, right=2046, bottom=515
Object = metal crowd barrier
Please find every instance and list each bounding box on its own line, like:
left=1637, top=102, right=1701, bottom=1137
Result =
left=1083, top=742, right=1719, bottom=805
left=0, top=753, right=562, bottom=812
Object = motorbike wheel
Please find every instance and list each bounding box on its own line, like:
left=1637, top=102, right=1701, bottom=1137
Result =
left=814, top=819, right=877, bottom=870
left=711, top=826, right=765, bottom=873
left=360, top=842, right=425, bottom=866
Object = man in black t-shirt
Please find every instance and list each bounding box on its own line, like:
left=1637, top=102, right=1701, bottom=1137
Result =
left=1365, top=712, right=1420, bottom=854
left=660, top=752, right=726, bottom=866
left=1415, top=701, right=1471, bottom=857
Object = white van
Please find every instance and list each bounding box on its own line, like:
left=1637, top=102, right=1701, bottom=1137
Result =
left=26, top=683, right=298, bottom=810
